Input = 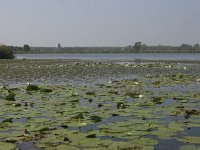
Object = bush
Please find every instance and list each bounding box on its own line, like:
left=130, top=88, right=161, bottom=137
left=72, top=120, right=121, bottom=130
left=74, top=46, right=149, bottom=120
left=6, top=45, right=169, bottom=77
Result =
left=0, top=45, right=15, bottom=59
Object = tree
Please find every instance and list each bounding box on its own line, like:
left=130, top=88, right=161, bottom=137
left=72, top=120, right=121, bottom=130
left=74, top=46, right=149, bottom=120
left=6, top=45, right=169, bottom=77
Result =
left=24, top=44, right=30, bottom=51
left=0, top=45, right=15, bottom=59
left=193, top=44, right=200, bottom=50
left=58, top=43, right=61, bottom=49
left=179, top=44, right=193, bottom=50
left=134, top=42, right=142, bottom=52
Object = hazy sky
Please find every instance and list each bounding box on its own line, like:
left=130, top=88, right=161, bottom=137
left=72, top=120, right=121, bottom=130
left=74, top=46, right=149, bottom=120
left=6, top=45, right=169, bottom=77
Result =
left=0, top=0, right=200, bottom=47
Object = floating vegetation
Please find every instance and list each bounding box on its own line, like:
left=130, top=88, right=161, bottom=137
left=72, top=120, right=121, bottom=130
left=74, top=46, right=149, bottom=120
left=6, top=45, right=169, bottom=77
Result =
left=0, top=143, right=16, bottom=150
left=125, top=92, right=143, bottom=98
left=40, top=88, right=53, bottom=93
left=90, top=115, right=103, bottom=123
left=177, top=136, right=200, bottom=144
left=26, top=84, right=40, bottom=91
left=0, top=60, right=200, bottom=149
left=5, top=92, right=16, bottom=101
left=152, top=97, right=164, bottom=104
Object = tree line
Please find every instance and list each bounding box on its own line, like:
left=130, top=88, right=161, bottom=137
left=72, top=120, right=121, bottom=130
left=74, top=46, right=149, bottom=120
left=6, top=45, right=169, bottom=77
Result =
left=125, top=42, right=200, bottom=53
left=0, top=44, right=30, bottom=59
left=1, top=42, right=200, bottom=59
left=26, top=42, right=200, bottom=53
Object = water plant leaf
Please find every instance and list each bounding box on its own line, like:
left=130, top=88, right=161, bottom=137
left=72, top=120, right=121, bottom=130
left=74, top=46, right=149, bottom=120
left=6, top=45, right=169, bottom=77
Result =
left=2, top=118, right=13, bottom=123
left=0, top=142, right=16, bottom=150
left=130, top=137, right=158, bottom=146
left=40, top=88, right=53, bottom=93
left=90, top=115, right=102, bottom=123
left=72, top=138, right=102, bottom=148
left=179, top=145, right=199, bottom=150
left=26, top=84, right=40, bottom=91
left=86, top=91, right=96, bottom=96
left=86, top=134, right=96, bottom=138
left=177, top=136, right=200, bottom=144
left=109, top=141, right=136, bottom=150
left=125, top=92, right=143, bottom=98
left=0, top=122, right=10, bottom=128
left=73, top=112, right=84, bottom=119
left=5, top=93, right=16, bottom=101
left=152, top=97, right=164, bottom=104
left=56, top=145, right=80, bottom=150
left=168, top=122, right=185, bottom=132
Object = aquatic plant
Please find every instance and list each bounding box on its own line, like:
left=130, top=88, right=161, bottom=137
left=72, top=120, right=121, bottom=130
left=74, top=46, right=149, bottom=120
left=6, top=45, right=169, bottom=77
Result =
left=26, top=84, right=40, bottom=91
left=0, top=61, right=200, bottom=149
left=5, top=92, right=16, bottom=101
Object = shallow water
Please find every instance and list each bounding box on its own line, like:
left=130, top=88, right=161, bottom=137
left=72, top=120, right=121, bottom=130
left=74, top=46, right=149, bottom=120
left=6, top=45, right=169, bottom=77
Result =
left=1, top=59, right=200, bottom=87
left=16, top=53, right=200, bottom=61
left=0, top=60, right=200, bottom=150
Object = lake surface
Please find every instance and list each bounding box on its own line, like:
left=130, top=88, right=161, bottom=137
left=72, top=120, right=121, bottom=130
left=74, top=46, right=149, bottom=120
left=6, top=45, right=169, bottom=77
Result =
left=15, top=53, right=200, bottom=61
left=0, top=59, right=199, bottom=150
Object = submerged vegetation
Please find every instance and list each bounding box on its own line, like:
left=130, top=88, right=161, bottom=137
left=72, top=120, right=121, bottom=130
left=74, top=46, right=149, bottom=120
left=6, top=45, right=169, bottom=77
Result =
left=0, top=60, right=200, bottom=149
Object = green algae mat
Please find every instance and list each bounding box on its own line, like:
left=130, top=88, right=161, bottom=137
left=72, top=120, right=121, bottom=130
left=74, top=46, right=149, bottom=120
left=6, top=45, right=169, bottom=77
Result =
left=0, top=60, right=200, bottom=150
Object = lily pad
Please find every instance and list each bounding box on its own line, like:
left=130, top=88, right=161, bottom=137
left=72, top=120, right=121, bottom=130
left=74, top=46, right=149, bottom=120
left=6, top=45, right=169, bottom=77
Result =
left=40, top=88, right=53, bottom=93
left=26, top=84, right=40, bottom=91
left=177, top=136, right=200, bottom=144
left=0, top=142, right=16, bottom=150
left=56, top=145, right=80, bottom=150
left=5, top=93, right=16, bottom=101
left=152, top=97, right=164, bottom=104
left=179, top=145, right=200, bottom=150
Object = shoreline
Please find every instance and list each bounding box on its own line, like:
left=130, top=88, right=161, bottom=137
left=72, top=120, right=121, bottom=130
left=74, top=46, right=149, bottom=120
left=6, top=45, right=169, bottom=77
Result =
left=10, top=58, right=200, bottom=64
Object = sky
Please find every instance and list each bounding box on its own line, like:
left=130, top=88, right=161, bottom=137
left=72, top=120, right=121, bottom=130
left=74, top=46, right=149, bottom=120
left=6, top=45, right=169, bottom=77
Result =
left=0, top=0, right=200, bottom=47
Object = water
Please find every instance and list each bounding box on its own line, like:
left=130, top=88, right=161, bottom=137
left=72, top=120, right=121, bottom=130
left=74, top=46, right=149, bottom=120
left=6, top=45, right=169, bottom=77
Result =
left=2, top=54, right=200, bottom=149
left=15, top=53, right=200, bottom=61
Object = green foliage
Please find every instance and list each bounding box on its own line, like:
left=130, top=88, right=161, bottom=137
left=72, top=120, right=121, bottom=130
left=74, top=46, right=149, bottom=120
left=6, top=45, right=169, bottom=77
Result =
left=0, top=45, right=15, bottom=59
left=152, top=97, right=164, bottom=104
left=0, top=61, right=200, bottom=149
left=40, top=88, right=52, bottom=93
left=0, top=142, right=16, bottom=150
left=193, top=43, right=200, bottom=50
left=26, top=84, right=40, bottom=91
left=14, top=42, right=200, bottom=53
left=23, top=44, right=30, bottom=51
left=5, top=92, right=16, bottom=101
left=58, top=43, right=61, bottom=49
left=134, top=42, right=142, bottom=52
